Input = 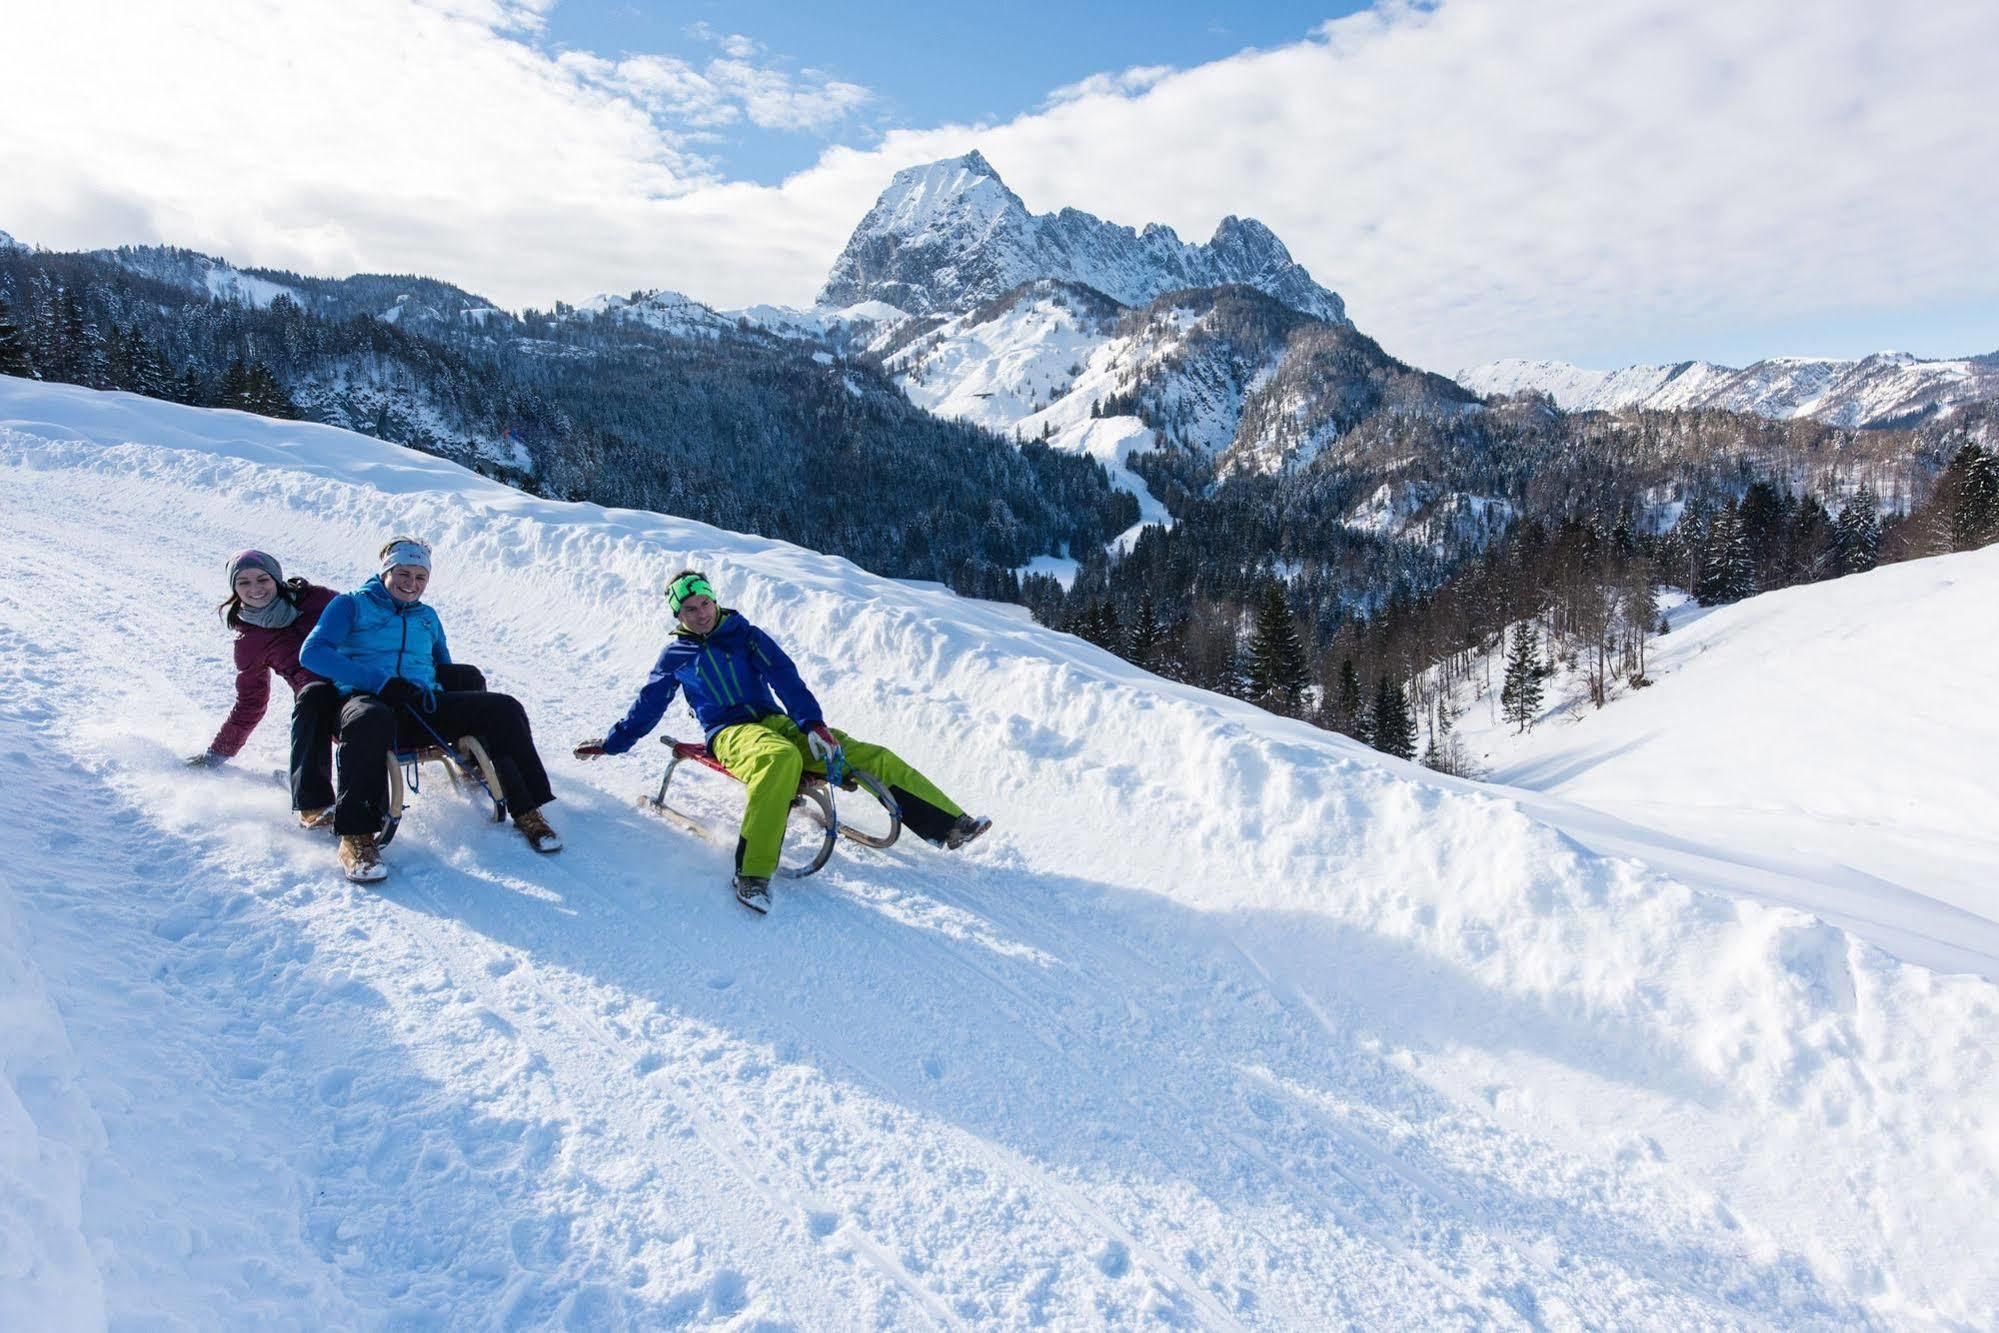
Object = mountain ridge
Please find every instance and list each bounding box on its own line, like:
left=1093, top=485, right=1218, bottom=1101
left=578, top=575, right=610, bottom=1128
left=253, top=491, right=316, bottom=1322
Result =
left=1459, top=351, right=1999, bottom=428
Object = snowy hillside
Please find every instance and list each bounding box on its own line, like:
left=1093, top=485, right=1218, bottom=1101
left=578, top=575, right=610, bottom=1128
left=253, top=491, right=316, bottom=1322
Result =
left=1460, top=352, right=1999, bottom=428
left=575, top=289, right=733, bottom=340
left=817, top=152, right=1347, bottom=323
left=1450, top=558, right=1999, bottom=981
left=3, top=378, right=1995, bottom=1327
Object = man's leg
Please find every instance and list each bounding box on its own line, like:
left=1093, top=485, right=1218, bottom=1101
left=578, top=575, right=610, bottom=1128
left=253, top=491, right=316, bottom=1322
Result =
left=332, top=695, right=395, bottom=835
left=711, top=720, right=806, bottom=880
left=823, top=728, right=965, bottom=845
left=290, top=681, right=341, bottom=812
left=410, top=691, right=556, bottom=813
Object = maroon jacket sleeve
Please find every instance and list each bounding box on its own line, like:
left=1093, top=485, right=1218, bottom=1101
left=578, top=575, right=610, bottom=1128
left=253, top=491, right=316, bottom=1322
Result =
left=208, top=630, right=273, bottom=757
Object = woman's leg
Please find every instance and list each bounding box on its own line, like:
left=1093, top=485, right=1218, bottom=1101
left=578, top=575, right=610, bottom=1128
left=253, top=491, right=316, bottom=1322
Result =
left=332, top=695, right=395, bottom=835
left=710, top=720, right=805, bottom=880
left=290, top=681, right=341, bottom=812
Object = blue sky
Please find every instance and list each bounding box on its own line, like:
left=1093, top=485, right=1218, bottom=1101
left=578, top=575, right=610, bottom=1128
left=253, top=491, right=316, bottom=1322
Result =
left=533, top=2, right=1372, bottom=184
left=6, top=0, right=1996, bottom=371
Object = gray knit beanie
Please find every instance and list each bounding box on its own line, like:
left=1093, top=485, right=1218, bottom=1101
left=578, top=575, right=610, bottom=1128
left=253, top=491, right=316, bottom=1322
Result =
left=227, top=549, right=284, bottom=589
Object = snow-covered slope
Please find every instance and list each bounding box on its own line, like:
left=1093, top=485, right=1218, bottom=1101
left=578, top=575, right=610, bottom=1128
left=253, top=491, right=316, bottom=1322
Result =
left=819, top=152, right=1348, bottom=324
left=2, top=378, right=1994, bottom=1327
left=1453, top=558, right=1999, bottom=980
left=1460, top=352, right=1999, bottom=427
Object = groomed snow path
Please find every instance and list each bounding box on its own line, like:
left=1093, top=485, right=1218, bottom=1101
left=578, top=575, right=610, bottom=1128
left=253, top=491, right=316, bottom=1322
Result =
left=2, top=382, right=1993, bottom=1329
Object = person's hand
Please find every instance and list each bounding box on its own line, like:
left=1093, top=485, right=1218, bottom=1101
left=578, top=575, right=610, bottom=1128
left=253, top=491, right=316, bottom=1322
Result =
left=377, top=677, right=424, bottom=709
left=573, top=740, right=609, bottom=760
left=184, top=749, right=226, bottom=769
left=806, top=723, right=845, bottom=776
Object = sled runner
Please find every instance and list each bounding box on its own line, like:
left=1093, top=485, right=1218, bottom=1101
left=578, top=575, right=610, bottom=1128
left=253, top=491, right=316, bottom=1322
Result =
left=640, top=734, right=901, bottom=878
left=378, top=735, right=505, bottom=847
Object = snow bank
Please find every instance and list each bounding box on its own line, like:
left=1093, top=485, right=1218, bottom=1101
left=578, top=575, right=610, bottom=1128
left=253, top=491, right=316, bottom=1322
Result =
left=0, top=870, right=105, bottom=1330
left=1, top=378, right=1994, bottom=1326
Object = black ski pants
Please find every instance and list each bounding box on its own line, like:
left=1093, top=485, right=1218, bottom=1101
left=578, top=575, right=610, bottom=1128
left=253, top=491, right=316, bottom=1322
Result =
left=294, top=666, right=485, bottom=815
left=330, top=669, right=557, bottom=837
left=290, top=682, right=341, bottom=812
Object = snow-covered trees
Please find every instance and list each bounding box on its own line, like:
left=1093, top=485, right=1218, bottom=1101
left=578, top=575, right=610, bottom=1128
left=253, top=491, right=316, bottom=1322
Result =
left=1834, top=491, right=1882, bottom=575
left=1370, top=675, right=1416, bottom=759
left=1919, top=443, right=1999, bottom=554
left=1246, top=581, right=1310, bottom=715
left=0, top=295, right=34, bottom=378
left=1501, top=621, right=1544, bottom=733
left=1123, top=592, right=1165, bottom=672
left=1696, top=503, right=1754, bottom=605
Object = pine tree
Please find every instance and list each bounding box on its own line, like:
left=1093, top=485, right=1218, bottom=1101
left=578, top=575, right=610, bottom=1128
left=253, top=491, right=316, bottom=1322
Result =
left=243, top=360, right=296, bottom=418
left=1500, top=620, right=1544, bottom=733
left=1833, top=490, right=1881, bottom=575
left=1939, top=444, right=1999, bottom=552
left=0, top=295, right=36, bottom=378
left=1326, top=656, right=1365, bottom=737
left=1245, top=581, right=1310, bottom=715
left=1124, top=591, right=1164, bottom=670
left=1371, top=675, right=1416, bottom=760
left=1695, top=502, right=1753, bottom=605
left=218, top=358, right=251, bottom=409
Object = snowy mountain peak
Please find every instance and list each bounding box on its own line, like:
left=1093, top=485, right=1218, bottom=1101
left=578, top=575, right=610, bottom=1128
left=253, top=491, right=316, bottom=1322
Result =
left=818, top=154, right=1348, bottom=324
left=863, top=151, right=1027, bottom=241
left=0, top=227, right=25, bottom=253
left=1458, top=350, right=1999, bottom=428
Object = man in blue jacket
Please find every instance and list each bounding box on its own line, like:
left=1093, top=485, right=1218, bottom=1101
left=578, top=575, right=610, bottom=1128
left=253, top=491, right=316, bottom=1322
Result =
left=575, top=570, right=988, bottom=912
left=302, top=537, right=561, bottom=881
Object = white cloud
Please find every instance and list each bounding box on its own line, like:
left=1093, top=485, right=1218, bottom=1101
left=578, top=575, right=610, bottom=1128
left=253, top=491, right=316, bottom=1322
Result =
left=3, top=0, right=1994, bottom=369
left=1045, top=65, right=1174, bottom=107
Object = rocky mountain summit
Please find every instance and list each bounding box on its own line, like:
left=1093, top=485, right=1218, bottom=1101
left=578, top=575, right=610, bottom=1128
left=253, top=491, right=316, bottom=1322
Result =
left=816, top=151, right=1347, bottom=324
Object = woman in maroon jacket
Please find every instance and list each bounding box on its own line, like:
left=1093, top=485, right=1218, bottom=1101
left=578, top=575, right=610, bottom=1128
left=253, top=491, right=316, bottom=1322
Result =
left=185, top=550, right=342, bottom=826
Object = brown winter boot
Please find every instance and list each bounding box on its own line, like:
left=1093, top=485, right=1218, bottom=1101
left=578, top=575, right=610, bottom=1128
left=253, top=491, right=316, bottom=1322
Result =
left=298, top=806, right=333, bottom=831
left=338, top=833, right=388, bottom=883
left=514, top=807, right=563, bottom=854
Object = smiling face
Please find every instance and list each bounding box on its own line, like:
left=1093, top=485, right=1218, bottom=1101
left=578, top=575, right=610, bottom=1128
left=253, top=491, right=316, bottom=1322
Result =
left=233, top=568, right=278, bottom=609
left=384, top=564, right=430, bottom=604
left=676, top=593, right=718, bottom=634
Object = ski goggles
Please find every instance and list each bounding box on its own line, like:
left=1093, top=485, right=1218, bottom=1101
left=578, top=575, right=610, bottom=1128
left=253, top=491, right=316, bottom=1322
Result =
left=666, top=573, right=715, bottom=615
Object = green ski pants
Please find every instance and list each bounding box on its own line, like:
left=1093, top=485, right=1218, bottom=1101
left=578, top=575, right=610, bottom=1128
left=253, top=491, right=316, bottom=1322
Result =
left=710, top=716, right=964, bottom=879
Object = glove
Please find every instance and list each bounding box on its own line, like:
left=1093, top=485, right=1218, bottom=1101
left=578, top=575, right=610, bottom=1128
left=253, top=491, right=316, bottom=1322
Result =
left=184, top=749, right=226, bottom=769
left=573, top=739, right=609, bottom=760
left=805, top=723, right=845, bottom=780
left=377, top=677, right=426, bottom=710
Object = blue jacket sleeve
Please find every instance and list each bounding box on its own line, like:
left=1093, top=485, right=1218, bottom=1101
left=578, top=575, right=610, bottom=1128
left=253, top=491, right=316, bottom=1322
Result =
left=431, top=611, right=453, bottom=671
left=299, top=594, right=391, bottom=693
left=750, top=628, right=823, bottom=730
left=603, top=644, right=684, bottom=754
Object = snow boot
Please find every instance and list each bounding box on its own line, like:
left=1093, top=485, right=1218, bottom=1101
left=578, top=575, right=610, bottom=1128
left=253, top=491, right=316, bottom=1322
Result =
left=339, top=833, right=388, bottom=883
left=943, top=813, right=992, bottom=851
left=732, top=873, right=771, bottom=915
left=514, top=807, right=563, bottom=854
left=298, top=806, right=333, bottom=831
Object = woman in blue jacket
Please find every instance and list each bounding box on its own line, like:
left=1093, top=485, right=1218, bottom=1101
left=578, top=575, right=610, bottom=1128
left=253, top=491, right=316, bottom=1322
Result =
left=301, top=537, right=561, bottom=882
left=575, top=570, right=989, bottom=912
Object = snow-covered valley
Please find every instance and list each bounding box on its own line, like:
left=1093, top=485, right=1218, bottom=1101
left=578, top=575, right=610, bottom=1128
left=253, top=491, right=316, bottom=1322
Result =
left=2, top=379, right=1994, bottom=1328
